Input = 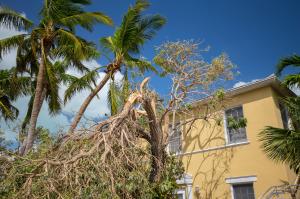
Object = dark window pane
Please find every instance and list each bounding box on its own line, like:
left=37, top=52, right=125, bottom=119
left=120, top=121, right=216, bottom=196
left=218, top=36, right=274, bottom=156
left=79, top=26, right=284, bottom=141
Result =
left=233, top=183, right=255, bottom=199
left=279, top=103, right=289, bottom=129
left=177, top=193, right=184, bottom=199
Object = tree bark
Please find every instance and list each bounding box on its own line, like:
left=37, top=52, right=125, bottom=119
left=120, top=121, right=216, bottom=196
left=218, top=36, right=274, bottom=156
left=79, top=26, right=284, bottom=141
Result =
left=291, top=174, right=300, bottom=199
left=68, top=72, right=111, bottom=133
left=143, top=96, right=165, bottom=183
left=20, top=44, right=47, bottom=155
left=19, top=90, right=46, bottom=155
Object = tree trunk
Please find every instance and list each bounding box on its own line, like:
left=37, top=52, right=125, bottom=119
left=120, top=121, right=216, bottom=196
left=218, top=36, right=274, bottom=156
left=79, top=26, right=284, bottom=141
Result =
left=68, top=72, right=111, bottom=133
left=291, top=174, right=300, bottom=199
left=143, top=96, right=165, bottom=183
left=20, top=43, right=47, bottom=155
left=19, top=90, right=46, bottom=155
left=291, top=193, right=296, bottom=199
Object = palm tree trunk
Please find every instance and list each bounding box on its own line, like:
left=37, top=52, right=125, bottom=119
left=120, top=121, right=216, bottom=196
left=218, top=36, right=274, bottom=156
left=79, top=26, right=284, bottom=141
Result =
left=20, top=46, right=47, bottom=155
left=68, top=72, right=111, bottom=133
left=19, top=90, right=46, bottom=154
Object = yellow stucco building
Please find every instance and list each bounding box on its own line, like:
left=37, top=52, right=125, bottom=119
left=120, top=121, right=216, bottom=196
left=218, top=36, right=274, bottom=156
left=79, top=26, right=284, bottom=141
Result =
left=169, top=75, right=298, bottom=199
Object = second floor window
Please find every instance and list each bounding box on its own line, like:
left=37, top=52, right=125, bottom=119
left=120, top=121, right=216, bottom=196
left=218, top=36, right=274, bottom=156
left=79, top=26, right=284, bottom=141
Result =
left=279, top=102, right=289, bottom=129
left=168, top=122, right=181, bottom=154
left=225, top=106, right=247, bottom=144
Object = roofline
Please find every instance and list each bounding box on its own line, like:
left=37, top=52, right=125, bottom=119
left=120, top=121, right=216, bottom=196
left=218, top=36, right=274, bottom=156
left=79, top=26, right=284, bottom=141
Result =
left=224, top=74, right=296, bottom=98
left=191, top=74, right=296, bottom=108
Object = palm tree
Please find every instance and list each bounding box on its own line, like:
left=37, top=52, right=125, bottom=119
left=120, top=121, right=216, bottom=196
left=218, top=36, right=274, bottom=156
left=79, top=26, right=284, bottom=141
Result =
left=19, top=60, right=85, bottom=146
left=259, top=54, right=300, bottom=198
left=0, top=1, right=112, bottom=155
left=67, top=0, right=166, bottom=133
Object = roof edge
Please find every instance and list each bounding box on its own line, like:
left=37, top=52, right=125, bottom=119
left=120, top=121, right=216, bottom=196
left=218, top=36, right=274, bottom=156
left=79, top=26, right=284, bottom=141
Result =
left=190, top=74, right=296, bottom=108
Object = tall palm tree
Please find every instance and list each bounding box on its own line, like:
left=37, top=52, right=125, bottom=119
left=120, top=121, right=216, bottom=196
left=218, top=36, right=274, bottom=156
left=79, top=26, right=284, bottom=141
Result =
left=0, top=0, right=112, bottom=155
left=67, top=0, right=166, bottom=133
left=259, top=54, right=300, bottom=198
left=19, top=60, right=85, bottom=145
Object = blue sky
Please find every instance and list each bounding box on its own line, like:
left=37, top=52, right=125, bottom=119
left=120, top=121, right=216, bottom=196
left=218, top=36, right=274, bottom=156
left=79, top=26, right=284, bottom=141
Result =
left=0, top=0, right=299, bottom=139
left=2, top=0, right=300, bottom=84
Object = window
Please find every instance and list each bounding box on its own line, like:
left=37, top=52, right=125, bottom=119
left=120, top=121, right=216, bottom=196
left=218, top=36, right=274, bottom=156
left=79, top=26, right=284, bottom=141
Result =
left=232, top=183, right=255, bottom=199
left=169, top=122, right=181, bottom=154
left=176, top=193, right=184, bottom=199
left=175, top=189, right=185, bottom=199
left=279, top=103, right=289, bottom=129
left=225, top=106, right=247, bottom=144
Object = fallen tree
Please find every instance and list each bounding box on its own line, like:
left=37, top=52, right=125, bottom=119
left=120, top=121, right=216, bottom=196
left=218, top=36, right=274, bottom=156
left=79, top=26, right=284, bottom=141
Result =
left=0, top=40, right=233, bottom=198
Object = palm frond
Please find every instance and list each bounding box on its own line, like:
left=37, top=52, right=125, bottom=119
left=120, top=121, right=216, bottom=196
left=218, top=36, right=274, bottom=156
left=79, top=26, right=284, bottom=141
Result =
left=100, top=36, right=115, bottom=53
left=282, top=74, right=300, bottom=88
left=44, top=59, right=61, bottom=115
left=259, top=127, right=300, bottom=173
left=0, top=7, right=33, bottom=30
left=0, top=91, right=19, bottom=121
left=15, top=37, right=39, bottom=75
left=59, top=12, right=113, bottom=31
left=0, top=68, right=32, bottom=99
left=53, top=29, right=98, bottom=61
left=276, top=55, right=300, bottom=76
left=0, top=34, right=27, bottom=59
left=122, top=70, right=130, bottom=103
left=112, top=0, right=150, bottom=54
left=135, top=14, right=166, bottom=45
left=21, top=95, right=34, bottom=131
left=64, top=69, right=99, bottom=104
left=55, top=29, right=86, bottom=59
left=124, top=54, right=157, bottom=73
left=108, top=79, right=121, bottom=115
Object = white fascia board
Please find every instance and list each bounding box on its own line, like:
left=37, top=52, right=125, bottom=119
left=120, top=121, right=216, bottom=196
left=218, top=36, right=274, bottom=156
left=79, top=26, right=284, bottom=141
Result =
left=225, top=175, right=257, bottom=184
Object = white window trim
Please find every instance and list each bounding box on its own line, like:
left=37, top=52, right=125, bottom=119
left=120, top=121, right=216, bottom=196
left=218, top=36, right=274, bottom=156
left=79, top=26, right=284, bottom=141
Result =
left=176, top=174, right=193, bottom=199
left=223, top=111, right=229, bottom=145
left=226, top=176, right=257, bottom=199
left=225, top=175, right=257, bottom=184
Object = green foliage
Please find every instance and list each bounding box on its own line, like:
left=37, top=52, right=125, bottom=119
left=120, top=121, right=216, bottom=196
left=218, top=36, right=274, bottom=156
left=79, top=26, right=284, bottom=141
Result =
left=259, top=126, right=300, bottom=174
left=282, top=74, right=300, bottom=88
left=0, top=130, right=11, bottom=151
left=260, top=54, right=300, bottom=174
left=152, top=155, right=184, bottom=199
left=276, top=54, right=300, bottom=89
left=100, top=0, right=165, bottom=115
left=108, top=79, right=121, bottom=115
left=0, top=68, right=32, bottom=121
left=259, top=96, right=300, bottom=174
left=0, top=6, right=33, bottom=30
left=227, top=116, right=247, bottom=130
left=0, top=0, right=112, bottom=131
left=100, top=0, right=165, bottom=58
left=276, top=55, right=300, bottom=76
left=63, top=68, right=99, bottom=104
left=214, top=89, right=225, bottom=101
